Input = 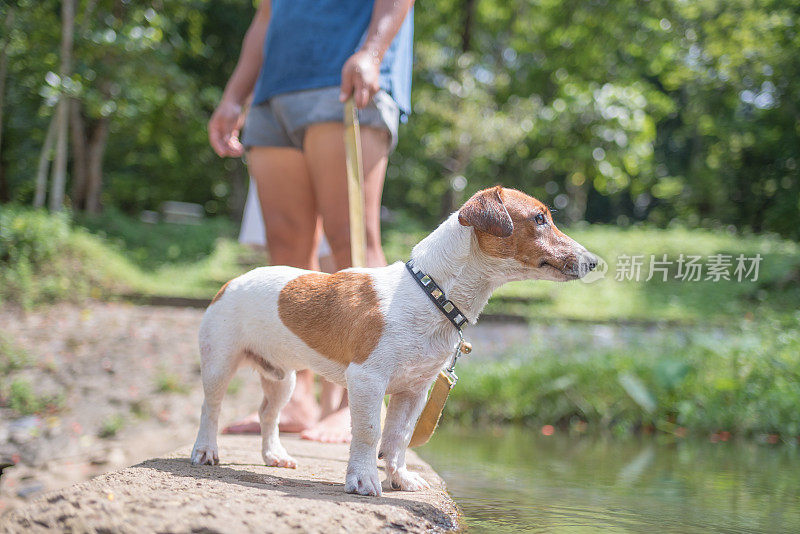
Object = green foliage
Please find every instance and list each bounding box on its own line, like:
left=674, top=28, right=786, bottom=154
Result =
left=77, top=208, right=236, bottom=268
left=2, top=0, right=253, bottom=213
left=448, top=315, right=800, bottom=438
left=0, top=333, right=32, bottom=374
left=0, top=207, right=258, bottom=307
left=388, top=0, right=800, bottom=237
left=3, top=0, right=798, bottom=238
left=0, top=207, right=69, bottom=265
left=98, top=414, right=125, bottom=438
left=154, top=369, right=189, bottom=394
left=0, top=207, right=93, bottom=307
left=490, top=224, right=800, bottom=321
left=3, top=378, right=63, bottom=416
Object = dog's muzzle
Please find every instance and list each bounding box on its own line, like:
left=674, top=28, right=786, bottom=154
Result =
left=566, top=251, right=599, bottom=278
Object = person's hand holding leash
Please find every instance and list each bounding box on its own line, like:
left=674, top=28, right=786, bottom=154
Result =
left=208, top=99, right=245, bottom=158
left=339, top=49, right=381, bottom=109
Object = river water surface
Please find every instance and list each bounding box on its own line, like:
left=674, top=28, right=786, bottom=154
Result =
left=419, top=426, right=800, bottom=533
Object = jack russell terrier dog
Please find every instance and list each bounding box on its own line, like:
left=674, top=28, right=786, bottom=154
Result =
left=191, top=186, right=597, bottom=496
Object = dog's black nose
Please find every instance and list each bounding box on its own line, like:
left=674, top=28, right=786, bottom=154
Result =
left=584, top=253, right=599, bottom=272
left=579, top=253, right=599, bottom=275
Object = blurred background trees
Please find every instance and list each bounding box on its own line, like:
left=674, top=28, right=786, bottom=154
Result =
left=1, top=0, right=798, bottom=238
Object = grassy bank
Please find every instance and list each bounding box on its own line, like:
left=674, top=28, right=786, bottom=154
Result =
left=486, top=224, right=800, bottom=323
left=447, top=316, right=800, bottom=441
left=2, top=208, right=800, bottom=439
left=2, top=208, right=798, bottom=321
left=0, top=207, right=258, bottom=307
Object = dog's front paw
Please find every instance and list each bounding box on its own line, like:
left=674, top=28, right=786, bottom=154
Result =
left=263, top=448, right=297, bottom=469
left=389, top=466, right=430, bottom=492
left=345, top=466, right=382, bottom=496
left=191, top=443, right=219, bottom=466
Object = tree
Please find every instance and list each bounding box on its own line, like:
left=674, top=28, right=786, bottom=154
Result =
left=48, top=0, right=76, bottom=212
left=0, top=7, right=15, bottom=201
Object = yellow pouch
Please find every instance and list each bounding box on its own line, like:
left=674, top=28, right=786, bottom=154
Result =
left=409, top=370, right=456, bottom=448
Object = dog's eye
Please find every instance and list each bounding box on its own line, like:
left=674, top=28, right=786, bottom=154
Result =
left=534, top=213, right=547, bottom=226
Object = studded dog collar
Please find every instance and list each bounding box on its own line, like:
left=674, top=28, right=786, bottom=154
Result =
left=405, top=260, right=468, bottom=330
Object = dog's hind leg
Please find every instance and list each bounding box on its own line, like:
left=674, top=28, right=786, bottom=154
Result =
left=259, top=371, right=297, bottom=468
left=191, top=343, right=240, bottom=466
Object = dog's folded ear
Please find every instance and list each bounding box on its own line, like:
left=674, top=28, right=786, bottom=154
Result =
left=458, top=185, right=514, bottom=237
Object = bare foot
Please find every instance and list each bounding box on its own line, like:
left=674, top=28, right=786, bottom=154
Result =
left=278, top=393, right=321, bottom=433
left=222, top=395, right=321, bottom=434
left=221, top=412, right=260, bottom=434
left=300, top=406, right=351, bottom=443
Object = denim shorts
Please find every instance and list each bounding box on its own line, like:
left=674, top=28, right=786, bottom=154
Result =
left=242, top=86, right=400, bottom=152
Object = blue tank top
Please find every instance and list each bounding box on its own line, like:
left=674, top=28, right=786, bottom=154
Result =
left=252, top=1, right=413, bottom=115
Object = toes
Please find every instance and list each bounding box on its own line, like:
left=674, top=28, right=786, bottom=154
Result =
left=390, top=468, right=430, bottom=491
left=191, top=447, right=219, bottom=466
left=345, top=471, right=382, bottom=496
left=264, top=452, right=297, bottom=469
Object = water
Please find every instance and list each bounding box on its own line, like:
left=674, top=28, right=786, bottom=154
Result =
left=418, top=426, right=800, bottom=533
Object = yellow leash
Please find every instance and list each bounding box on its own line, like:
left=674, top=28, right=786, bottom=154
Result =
left=343, top=97, right=468, bottom=448
left=343, top=98, right=367, bottom=269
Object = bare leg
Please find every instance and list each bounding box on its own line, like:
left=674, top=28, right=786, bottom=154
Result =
left=379, top=389, right=431, bottom=491
left=300, top=123, right=391, bottom=443
left=249, top=146, right=320, bottom=269
left=320, top=380, right=346, bottom=417
left=260, top=372, right=298, bottom=468
left=303, top=122, right=389, bottom=269
left=222, top=147, right=321, bottom=435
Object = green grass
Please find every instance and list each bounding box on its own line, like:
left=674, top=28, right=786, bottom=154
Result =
left=1, top=208, right=798, bottom=325
left=447, top=314, right=800, bottom=440
left=76, top=208, right=239, bottom=269
left=0, top=206, right=260, bottom=307
left=226, top=377, right=243, bottom=396
left=383, top=220, right=800, bottom=323
left=0, top=333, right=32, bottom=374
left=3, top=378, right=64, bottom=416
left=484, top=224, right=800, bottom=323
left=3, top=208, right=800, bottom=438
left=98, top=414, right=125, bottom=438
left=154, top=369, right=189, bottom=394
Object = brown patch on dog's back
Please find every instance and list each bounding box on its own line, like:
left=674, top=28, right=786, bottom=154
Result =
left=278, top=272, right=384, bottom=365
left=210, top=280, right=231, bottom=305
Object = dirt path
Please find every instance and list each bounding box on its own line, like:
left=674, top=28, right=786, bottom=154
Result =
left=0, top=435, right=459, bottom=533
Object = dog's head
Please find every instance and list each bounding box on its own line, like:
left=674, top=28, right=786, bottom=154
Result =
left=458, top=186, right=597, bottom=282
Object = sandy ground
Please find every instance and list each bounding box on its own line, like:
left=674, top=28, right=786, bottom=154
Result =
left=0, top=301, right=264, bottom=514
left=0, top=435, right=459, bottom=533
left=0, top=300, right=525, bottom=523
